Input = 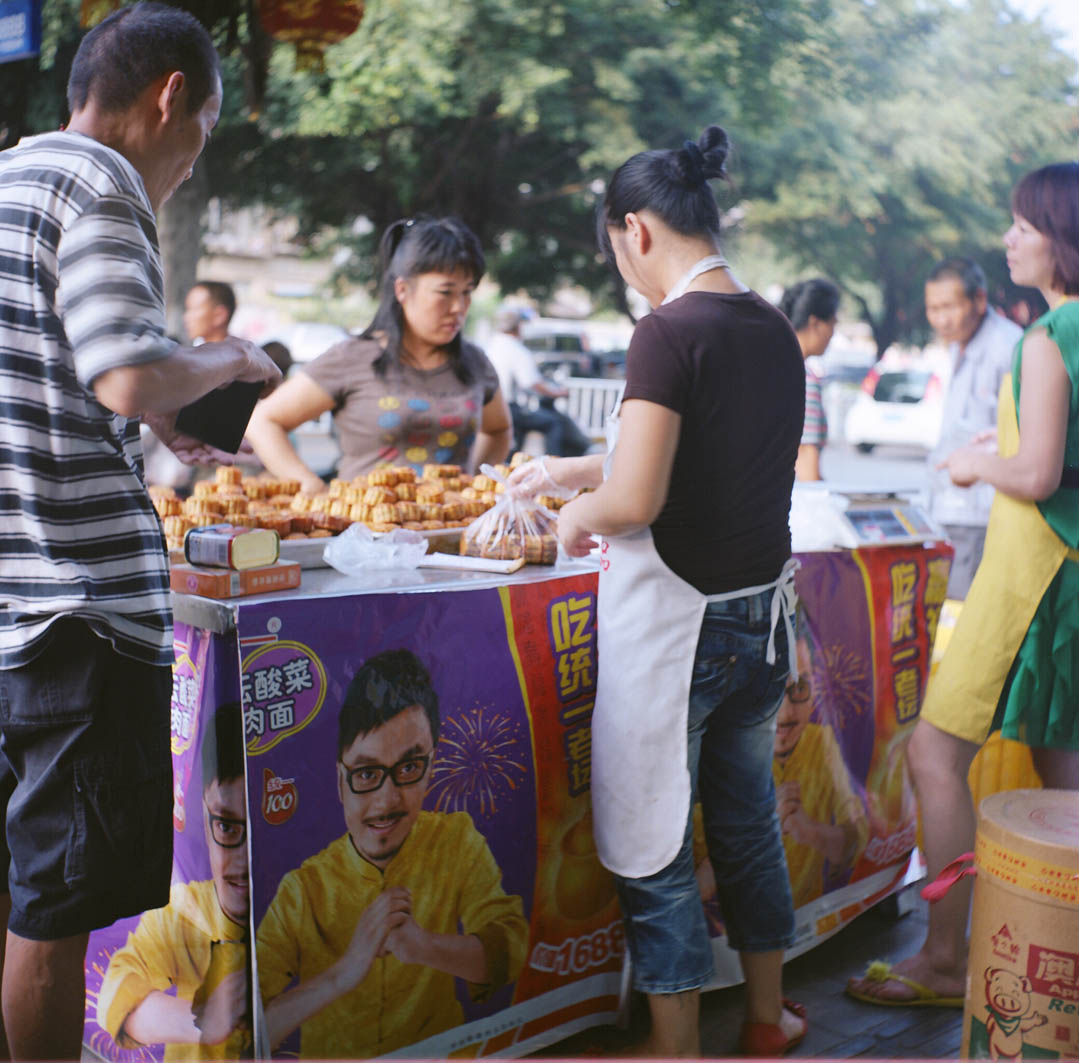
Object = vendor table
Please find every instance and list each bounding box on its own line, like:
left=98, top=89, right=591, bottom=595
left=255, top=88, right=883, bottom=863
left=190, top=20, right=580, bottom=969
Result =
left=81, top=540, right=951, bottom=1061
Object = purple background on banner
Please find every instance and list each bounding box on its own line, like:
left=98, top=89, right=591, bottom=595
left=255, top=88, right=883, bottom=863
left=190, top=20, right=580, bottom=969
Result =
left=83, top=622, right=246, bottom=1062
left=84, top=915, right=156, bottom=1063
left=173, top=624, right=244, bottom=884
left=794, top=552, right=876, bottom=787
left=237, top=588, right=538, bottom=1027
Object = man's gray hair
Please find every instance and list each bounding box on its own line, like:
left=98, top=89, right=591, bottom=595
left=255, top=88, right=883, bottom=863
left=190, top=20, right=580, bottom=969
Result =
left=926, top=257, right=987, bottom=300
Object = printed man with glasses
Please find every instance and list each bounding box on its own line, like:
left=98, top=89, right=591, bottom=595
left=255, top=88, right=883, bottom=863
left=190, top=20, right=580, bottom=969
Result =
left=97, top=703, right=251, bottom=1060
left=256, top=649, right=528, bottom=1058
left=772, top=616, right=868, bottom=909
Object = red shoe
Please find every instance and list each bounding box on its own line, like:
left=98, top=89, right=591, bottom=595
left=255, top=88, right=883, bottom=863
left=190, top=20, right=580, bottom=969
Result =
left=739, top=999, right=807, bottom=1057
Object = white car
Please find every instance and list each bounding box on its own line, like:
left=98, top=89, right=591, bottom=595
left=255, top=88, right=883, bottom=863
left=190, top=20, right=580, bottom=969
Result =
left=843, top=367, right=945, bottom=453
left=265, top=321, right=351, bottom=364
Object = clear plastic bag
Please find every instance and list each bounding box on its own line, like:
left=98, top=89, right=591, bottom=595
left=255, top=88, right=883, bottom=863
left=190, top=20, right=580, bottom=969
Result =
left=323, top=523, right=429, bottom=574
left=460, top=464, right=560, bottom=564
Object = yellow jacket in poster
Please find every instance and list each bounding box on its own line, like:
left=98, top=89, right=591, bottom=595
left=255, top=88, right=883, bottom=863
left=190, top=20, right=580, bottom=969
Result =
left=96, top=879, right=249, bottom=1061
left=773, top=723, right=868, bottom=908
left=256, top=810, right=528, bottom=1058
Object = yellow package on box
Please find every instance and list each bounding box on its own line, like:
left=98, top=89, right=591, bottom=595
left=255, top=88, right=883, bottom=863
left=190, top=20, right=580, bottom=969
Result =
left=962, top=790, right=1079, bottom=1060
left=184, top=523, right=280, bottom=570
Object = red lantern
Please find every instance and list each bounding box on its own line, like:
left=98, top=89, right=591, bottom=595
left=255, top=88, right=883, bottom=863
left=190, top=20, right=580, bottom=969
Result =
left=256, top=0, right=365, bottom=71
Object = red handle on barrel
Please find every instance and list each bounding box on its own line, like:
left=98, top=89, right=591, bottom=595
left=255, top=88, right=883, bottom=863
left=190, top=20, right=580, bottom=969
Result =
left=921, top=851, right=976, bottom=902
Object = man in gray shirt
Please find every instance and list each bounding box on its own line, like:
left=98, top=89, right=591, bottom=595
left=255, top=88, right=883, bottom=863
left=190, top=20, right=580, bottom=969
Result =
left=925, top=258, right=1021, bottom=598
left=0, top=5, right=278, bottom=1056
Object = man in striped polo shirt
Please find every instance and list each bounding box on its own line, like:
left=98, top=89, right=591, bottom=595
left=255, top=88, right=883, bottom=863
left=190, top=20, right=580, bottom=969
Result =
left=0, top=4, right=279, bottom=1057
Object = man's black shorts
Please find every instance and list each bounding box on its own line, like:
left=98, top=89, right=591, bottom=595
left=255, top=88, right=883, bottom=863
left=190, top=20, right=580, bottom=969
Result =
left=0, top=618, right=172, bottom=940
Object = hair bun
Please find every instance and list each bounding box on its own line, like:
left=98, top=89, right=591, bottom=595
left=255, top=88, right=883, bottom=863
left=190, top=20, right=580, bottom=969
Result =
left=671, top=125, right=729, bottom=186
left=697, top=124, right=729, bottom=180
left=678, top=140, right=706, bottom=185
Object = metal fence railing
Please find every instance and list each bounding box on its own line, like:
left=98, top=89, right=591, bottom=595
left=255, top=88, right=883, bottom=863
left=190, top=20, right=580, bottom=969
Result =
left=554, top=378, right=626, bottom=442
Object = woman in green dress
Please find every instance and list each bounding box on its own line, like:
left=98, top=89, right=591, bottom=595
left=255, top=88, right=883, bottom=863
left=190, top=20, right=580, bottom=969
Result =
left=847, top=161, right=1079, bottom=1008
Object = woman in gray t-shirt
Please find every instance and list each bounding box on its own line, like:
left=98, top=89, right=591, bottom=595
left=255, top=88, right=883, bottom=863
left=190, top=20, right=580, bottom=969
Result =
left=247, top=217, right=510, bottom=489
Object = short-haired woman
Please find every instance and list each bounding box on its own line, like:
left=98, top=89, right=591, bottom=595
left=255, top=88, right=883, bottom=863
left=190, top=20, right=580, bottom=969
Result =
left=847, top=162, right=1079, bottom=1008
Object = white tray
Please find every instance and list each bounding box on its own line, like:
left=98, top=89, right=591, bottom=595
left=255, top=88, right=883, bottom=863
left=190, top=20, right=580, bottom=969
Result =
left=278, top=537, right=335, bottom=569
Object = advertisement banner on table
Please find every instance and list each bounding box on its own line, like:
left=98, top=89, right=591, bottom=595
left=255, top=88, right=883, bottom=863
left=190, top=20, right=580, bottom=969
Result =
left=83, top=623, right=253, bottom=1062
left=683, top=544, right=950, bottom=986
left=80, top=543, right=952, bottom=1060
left=775, top=544, right=951, bottom=950
left=237, top=575, right=621, bottom=1060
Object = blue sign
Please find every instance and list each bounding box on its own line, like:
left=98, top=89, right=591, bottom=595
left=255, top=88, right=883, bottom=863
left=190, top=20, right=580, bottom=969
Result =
left=0, top=0, right=41, bottom=64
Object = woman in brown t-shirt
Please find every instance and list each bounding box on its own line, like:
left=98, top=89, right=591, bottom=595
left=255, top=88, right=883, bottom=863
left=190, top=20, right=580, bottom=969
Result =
left=246, top=217, right=511, bottom=490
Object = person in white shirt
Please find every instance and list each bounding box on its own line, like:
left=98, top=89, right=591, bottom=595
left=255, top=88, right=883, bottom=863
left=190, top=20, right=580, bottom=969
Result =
left=924, top=258, right=1021, bottom=598
left=485, top=308, right=589, bottom=456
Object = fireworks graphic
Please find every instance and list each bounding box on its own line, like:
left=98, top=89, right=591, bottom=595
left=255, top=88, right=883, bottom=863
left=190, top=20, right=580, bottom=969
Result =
left=814, top=643, right=871, bottom=731
left=84, top=949, right=159, bottom=1063
left=427, top=704, right=529, bottom=820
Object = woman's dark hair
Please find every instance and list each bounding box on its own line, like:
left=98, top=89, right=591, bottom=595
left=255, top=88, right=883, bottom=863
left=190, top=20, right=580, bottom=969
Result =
left=362, top=216, right=486, bottom=384
left=338, top=649, right=441, bottom=758
left=67, top=2, right=219, bottom=116
left=778, top=278, right=841, bottom=331
left=597, top=124, right=731, bottom=268
left=1011, top=163, right=1079, bottom=296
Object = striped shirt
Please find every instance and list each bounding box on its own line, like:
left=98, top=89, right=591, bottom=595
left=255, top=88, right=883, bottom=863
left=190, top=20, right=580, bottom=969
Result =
left=0, top=131, right=177, bottom=669
left=800, top=363, right=827, bottom=448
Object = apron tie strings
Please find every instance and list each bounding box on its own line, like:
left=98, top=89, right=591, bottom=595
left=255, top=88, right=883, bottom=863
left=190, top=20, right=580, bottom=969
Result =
left=701, top=558, right=801, bottom=677
left=767, top=557, right=801, bottom=679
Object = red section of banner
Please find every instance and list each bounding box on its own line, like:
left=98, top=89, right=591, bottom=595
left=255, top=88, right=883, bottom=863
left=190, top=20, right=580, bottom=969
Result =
left=501, top=576, right=623, bottom=1003
left=516, top=994, right=621, bottom=1046
left=854, top=542, right=952, bottom=876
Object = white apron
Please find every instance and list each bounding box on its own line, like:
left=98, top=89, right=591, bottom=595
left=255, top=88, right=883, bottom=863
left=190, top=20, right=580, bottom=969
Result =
left=591, top=256, right=798, bottom=879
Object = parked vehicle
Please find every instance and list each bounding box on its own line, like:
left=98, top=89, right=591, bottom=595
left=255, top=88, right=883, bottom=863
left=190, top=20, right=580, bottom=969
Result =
left=520, top=318, right=630, bottom=379
left=843, top=366, right=945, bottom=452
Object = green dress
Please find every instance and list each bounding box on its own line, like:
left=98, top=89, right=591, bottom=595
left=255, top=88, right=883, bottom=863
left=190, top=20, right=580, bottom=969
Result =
left=991, top=300, right=1079, bottom=750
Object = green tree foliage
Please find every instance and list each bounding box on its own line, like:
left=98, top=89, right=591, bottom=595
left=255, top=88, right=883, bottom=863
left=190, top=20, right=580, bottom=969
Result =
left=5, top=0, right=1076, bottom=348
left=743, top=0, right=1078, bottom=354
left=204, top=0, right=822, bottom=305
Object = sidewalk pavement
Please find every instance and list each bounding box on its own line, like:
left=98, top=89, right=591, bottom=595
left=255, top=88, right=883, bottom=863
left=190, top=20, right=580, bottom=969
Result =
left=529, top=890, right=964, bottom=1059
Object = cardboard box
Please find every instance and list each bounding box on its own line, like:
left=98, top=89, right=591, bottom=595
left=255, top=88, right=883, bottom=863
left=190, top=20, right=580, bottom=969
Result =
left=962, top=789, right=1079, bottom=1060
left=170, top=560, right=301, bottom=599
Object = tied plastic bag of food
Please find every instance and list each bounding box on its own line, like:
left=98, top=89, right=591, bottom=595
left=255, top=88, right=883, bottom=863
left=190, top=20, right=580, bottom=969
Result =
left=461, top=463, right=562, bottom=564
left=323, top=523, right=429, bottom=574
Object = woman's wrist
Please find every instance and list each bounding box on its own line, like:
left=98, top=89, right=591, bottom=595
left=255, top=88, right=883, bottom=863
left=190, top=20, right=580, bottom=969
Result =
left=548, top=454, right=602, bottom=492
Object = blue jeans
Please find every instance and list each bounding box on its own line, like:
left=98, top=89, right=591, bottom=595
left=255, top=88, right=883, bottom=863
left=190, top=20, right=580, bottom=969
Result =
left=614, top=588, right=795, bottom=993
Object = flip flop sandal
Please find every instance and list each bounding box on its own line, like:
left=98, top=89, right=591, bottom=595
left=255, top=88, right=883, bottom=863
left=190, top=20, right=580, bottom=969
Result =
left=845, top=960, right=963, bottom=1008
